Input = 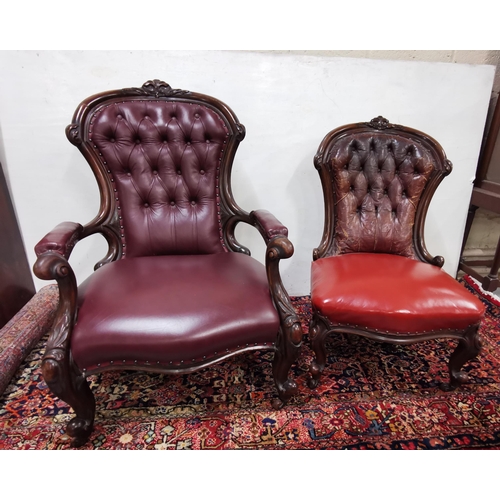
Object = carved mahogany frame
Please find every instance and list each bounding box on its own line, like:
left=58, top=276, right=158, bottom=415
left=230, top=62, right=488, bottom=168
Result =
left=34, top=80, right=302, bottom=446
left=308, top=117, right=481, bottom=391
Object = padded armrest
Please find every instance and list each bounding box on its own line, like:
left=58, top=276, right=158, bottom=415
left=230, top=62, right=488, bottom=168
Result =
left=35, top=222, right=83, bottom=260
left=250, top=209, right=288, bottom=241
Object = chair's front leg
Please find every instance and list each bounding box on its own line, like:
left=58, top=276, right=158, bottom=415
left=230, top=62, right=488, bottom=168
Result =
left=42, top=347, right=95, bottom=447
left=34, top=252, right=95, bottom=447
left=265, top=235, right=303, bottom=409
left=441, top=324, right=482, bottom=391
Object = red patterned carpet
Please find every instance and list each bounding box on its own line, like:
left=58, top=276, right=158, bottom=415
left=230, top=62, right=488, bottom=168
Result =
left=1, top=275, right=500, bottom=450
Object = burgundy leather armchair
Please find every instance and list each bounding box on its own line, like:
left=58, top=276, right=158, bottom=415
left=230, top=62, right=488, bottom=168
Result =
left=34, top=80, right=303, bottom=446
left=308, top=116, right=485, bottom=390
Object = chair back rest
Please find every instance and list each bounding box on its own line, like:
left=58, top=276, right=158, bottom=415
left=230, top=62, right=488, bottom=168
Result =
left=313, top=117, right=452, bottom=262
left=67, top=80, right=245, bottom=260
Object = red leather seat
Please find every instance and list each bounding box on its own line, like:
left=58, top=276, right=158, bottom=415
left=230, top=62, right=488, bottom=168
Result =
left=73, top=253, right=279, bottom=372
left=312, top=253, right=485, bottom=334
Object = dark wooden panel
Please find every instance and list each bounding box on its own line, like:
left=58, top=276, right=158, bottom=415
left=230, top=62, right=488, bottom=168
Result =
left=0, top=162, right=35, bottom=328
left=459, top=96, right=500, bottom=291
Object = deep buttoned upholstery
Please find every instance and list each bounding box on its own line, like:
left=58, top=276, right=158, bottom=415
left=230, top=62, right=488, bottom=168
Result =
left=308, top=118, right=485, bottom=392
left=90, top=100, right=229, bottom=257
left=33, top=81, right=303, bottom=447
left=328, top=132, right=435, bottom=258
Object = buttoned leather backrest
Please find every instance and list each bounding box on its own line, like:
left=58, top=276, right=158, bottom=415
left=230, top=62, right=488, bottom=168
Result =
left=329, top=131, right=435, bottom=257
left=89, top=100, right=229, bottom=258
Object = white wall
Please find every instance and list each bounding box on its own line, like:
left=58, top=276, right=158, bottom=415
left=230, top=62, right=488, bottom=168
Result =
left=0, top=51, right=495, bottom=295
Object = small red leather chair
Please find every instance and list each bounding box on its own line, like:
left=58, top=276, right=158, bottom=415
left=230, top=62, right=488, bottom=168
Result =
left=34, top=80, right=303, bottom=446
left=308, top=116, right=485, bottom=390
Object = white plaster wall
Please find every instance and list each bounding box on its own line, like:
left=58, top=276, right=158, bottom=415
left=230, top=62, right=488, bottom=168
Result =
left=266, top=51, right=500, bottom=93
left=0, top=50, right=495, bottom=295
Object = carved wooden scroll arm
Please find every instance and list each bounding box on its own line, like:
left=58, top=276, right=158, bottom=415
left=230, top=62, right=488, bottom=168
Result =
left=250, top=209, right=289, bottom=242
left=263, top=234, right=303, bottom=344
left=33, top=222, right=83, bottom=354
left=226, top=209, right=303, bottom=345
left=224, top=208, right=302, bottom=350
left=35, top=221, right=84, bottom=260
left=33, top=220, right=87, bottom=350
left=250, top=209, right=302, bottom=345
left=33, top=221, right=96, bottom=444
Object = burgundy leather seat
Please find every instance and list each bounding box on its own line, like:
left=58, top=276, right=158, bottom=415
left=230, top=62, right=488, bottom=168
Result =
left=73, top=253, right=280, bottom=371
left=308, top=116, right=485, bottom=391
left=33, top=80, right=303, bottom=447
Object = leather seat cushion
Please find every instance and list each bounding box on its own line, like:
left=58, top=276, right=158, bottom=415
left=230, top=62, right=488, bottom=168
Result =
left=71, top=253, right=280, bottom=371
left=311, top=253, right=485, bottom=334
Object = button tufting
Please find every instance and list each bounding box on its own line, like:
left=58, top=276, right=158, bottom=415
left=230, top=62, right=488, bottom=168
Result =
left=135, top=139, right=141, bottom=144
left=170, top=201, right=175, bottom=206
left=144, top=202, right=149, bottom=207
left=191, top=200, right=196, bottom=206
left=177, top=169, right=181, bottom=175
left=200, top=169, right=205, bottom=175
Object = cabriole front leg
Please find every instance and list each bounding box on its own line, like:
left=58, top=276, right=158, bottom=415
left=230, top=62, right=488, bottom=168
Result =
left=272, top=320, right=302, bottom=409
left=42, top=350, right=95, bottom=447
left=441, top=325, right=482, bottom=391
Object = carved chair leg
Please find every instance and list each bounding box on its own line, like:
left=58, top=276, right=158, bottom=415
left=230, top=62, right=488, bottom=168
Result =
left=42, top=350, right=96, bottom=447
left=441, top=325, right=482, bottom=391
left=308, top=314, right=330, bottom=389
left=271, top=322, right=302, bottom=410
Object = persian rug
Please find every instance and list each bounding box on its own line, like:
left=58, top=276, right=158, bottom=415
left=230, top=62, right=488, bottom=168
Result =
left=1, top=276, right=500, bottom=450
left=0, top=285, right=58, bottom=395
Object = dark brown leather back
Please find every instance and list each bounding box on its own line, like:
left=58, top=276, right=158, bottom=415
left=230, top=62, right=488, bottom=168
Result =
left=330, top=132, right=434, bottom=257
left=314, top=118, right=452, bottom=263
left=90, top=100, right=228, bottom=257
